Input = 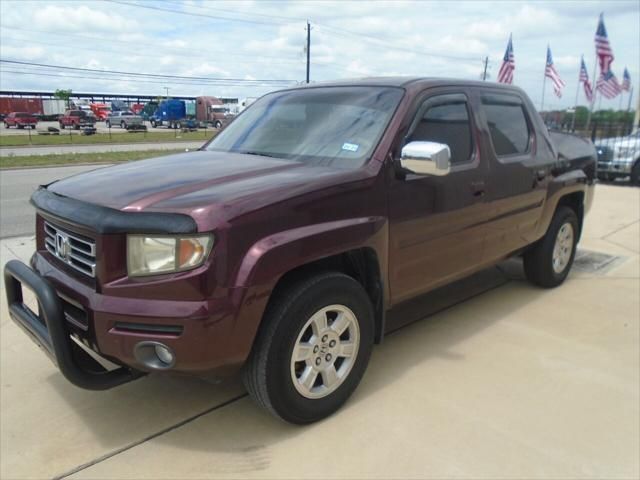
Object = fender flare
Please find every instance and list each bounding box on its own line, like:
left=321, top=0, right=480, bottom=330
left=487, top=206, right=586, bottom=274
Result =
left=535, top=169, right=592, bottom=240
left=234, top=216, right=387, bottom=289
left=228, top=216, right=388, bottom=363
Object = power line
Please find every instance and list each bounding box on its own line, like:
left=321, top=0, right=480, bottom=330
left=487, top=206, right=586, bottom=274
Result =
left=103, top=0, right=292, bottom=26
left=0, top=68, right=292, bottom=88
left=0, top=35, right=306, bottom=67
left=0, top=25, right=301, bottom=62
left=314, top=23, right=483, bottom=62
left=161, top=0, right=306, bottom=23
left=0, top=59, right=295, bottom=84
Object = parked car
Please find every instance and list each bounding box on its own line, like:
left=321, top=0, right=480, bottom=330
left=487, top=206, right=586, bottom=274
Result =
left=3, top=112, right=37, bottom=129
left=59, top=110, right=96, bottom=130
left=595, top=130, right=640, bottom=184
left=106, top=111, right=144, bottom=129
left=4, top=78, right=595, bottom=424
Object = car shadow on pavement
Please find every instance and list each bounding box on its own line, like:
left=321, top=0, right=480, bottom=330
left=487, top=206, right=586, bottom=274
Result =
left=45, top=259, right=551, bottom=471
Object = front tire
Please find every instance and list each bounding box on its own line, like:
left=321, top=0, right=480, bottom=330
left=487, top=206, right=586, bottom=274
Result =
left=215, top=120, right=222, bottom=129
left=524, top=206, right=579, bottom=288
left=244, top=272, right=374, bottom=424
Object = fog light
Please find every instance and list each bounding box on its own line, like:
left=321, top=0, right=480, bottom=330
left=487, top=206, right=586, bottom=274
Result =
left=134, top=341, right=176, bottom=370
left=155, top=344, right=174, bottom=365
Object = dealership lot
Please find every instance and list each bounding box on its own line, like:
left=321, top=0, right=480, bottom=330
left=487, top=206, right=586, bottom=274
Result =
left=0, top=183, right=638, bottom=479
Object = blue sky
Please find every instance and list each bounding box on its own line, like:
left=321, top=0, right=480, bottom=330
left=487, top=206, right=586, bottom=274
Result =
left=0, top=0, right=638, bottom=110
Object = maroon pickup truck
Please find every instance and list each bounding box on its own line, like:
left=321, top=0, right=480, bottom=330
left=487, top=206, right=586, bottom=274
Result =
left=59, top=110, right=96, bottom=129
left=4, top=112, right=38, bottom=129
left=4, top=78, right=595, bottom=424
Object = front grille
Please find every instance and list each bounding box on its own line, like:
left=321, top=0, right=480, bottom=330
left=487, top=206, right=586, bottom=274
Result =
left=596, top=146, right=613, bottom=162
left=44, top=222, right=96, bottom=277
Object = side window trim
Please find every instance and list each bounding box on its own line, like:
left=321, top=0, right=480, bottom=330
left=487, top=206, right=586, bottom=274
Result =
left=404, top=92, right=477, bottom=167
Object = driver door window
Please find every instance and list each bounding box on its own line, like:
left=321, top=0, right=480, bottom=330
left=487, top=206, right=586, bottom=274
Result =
left=407, top=99, right=473, bottom=166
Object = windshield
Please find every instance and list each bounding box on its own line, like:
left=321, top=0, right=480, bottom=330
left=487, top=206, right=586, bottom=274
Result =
left=206, top=86, right=403, bottom=168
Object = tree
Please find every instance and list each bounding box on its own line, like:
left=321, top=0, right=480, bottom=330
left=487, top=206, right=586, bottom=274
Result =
left=54, top=89, right=73, bottom=108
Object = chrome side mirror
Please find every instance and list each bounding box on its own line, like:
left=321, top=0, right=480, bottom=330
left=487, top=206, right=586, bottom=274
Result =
left=400, top=141, right=451, bottom=176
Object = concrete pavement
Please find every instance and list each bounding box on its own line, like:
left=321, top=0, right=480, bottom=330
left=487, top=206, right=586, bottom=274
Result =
left=0, top=184, right=638, bottom=479
left=0, top=164, right=109, bottom=238
left=0, top=141, right=201, bottom=156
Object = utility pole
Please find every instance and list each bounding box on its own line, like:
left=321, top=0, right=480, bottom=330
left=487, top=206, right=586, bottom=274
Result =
left=482, top=56, right=489, bottom=81
left=164, top=87, right=170, bottom=98
left=306, top=21, right=311, bottom=84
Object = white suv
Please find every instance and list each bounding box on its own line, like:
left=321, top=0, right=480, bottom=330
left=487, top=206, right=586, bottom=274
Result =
left=596, top=130, right=640, bottom=185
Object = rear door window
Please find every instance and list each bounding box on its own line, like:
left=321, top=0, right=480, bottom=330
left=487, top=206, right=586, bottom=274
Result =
left=481, top=95, right=530, bottom=156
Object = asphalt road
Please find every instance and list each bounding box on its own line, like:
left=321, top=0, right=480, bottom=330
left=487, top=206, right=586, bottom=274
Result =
left=0, top=164, right=105, bottom=238
left=0, top=141, right=201, bottom=156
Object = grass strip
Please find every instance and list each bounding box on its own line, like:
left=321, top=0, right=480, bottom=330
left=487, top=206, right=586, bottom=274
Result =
left=0, top=149, right=184, bottom=169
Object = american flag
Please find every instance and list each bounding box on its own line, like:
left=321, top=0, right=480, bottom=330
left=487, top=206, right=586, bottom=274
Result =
left=497, top=34, right=514, bottom=84
left=596, top=70, right=622, bottom=99
left=545, top=46, right=565, bottom=98
left=622, top=67, right=632, bottom=92
left=595, top=13, right=614, bottom=73
left=579, top=56, right=594, bottom=102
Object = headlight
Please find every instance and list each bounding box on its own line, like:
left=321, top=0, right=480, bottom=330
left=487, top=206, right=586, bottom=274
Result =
left=616, top=147, right=634, bottom=159
left=127, top=234, right=213, bottom=277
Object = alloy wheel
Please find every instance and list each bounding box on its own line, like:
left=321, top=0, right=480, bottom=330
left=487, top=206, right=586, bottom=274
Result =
left=290, top=304, right=360, bottom=399
left=552, top=222, right=574, bottom=274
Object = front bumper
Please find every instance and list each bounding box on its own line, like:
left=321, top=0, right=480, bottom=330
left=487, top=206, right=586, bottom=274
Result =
left=597, top=160, right=634, bottom=175
left=5, top=249, right=254, bottom=390
left=4, top=260, right=141, bottom=390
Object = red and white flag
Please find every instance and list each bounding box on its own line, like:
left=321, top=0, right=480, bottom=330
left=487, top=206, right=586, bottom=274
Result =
left=545, top=46, right=565, bottom=98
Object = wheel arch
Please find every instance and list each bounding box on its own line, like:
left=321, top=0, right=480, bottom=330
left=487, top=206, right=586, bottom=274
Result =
left=232, top=217, right=389, bottom=366
left=556, top=191, right=585, bottom=240
left=264, top=247, right=386, bottom=344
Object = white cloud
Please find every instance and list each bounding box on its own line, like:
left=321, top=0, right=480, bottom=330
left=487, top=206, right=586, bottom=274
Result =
left=31, top=5, right=139, bottom=32
left=0, top=0, right=637, bottom=109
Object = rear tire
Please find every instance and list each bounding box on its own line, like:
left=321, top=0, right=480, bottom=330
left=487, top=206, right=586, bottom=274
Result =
left=243, top=272, right=374, bottom=424
left=524, top=206, right=579, bottom=288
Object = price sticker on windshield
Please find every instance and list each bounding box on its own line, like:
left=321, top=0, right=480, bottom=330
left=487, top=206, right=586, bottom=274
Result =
left=341, top=142, right=359, bottom=152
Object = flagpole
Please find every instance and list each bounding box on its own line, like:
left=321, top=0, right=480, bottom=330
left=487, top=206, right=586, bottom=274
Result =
left=541, top=48, right=547, bottom=113
left=619, top=91, right=624, bottom=111
left=627, top=86, right=634, bottom=112
left=586, top=53, right=599, bottom=130
left=571, top=63, right=581, bottom=131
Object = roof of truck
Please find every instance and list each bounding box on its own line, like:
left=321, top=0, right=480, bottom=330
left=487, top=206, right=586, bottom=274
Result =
left=291, top=76, right=524, bottom=92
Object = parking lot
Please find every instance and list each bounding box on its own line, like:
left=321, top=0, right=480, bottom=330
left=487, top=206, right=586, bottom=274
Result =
left=1, top=120, right=214, bottom=136
left=0, top=183, right=638, bottom=479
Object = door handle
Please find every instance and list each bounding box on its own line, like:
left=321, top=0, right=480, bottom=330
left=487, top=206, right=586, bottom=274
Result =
left=470, top=180, right=485, bottom=197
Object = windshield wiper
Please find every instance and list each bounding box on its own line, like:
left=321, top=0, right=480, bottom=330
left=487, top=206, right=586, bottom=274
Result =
left=238, top=150, right=281, bottom=159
